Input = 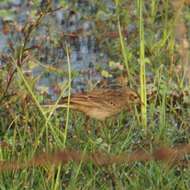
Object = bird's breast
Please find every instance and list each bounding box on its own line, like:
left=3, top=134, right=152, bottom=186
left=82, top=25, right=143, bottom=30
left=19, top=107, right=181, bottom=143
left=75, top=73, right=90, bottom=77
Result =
left=85, top=107, right=114, bottom=120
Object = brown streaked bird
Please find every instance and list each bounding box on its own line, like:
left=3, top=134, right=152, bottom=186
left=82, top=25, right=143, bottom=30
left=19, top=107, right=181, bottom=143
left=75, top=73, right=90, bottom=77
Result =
left=44, top=87, right=140, bottom=121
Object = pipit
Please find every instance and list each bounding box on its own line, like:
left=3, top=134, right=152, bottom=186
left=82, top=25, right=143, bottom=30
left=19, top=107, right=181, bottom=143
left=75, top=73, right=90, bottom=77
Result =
left=45, top=86, right=140, bottom=121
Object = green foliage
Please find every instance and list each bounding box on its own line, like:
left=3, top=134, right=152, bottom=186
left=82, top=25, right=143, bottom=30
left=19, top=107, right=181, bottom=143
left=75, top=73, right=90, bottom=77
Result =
left=0, top=0, right=190, bottom=189
left=0, top=10, right=13, bottom=18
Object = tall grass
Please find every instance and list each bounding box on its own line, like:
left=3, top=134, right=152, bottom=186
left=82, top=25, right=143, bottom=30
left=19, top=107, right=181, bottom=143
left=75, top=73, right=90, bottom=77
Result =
left=117, top=19, right=131, bottom=83
left=0, top=0, right=190, bottom=189
left=116, top=0, right=147, bottom=130
left=12, top=57, right=65, bottom=151
left=63, top=44, right=72, bottom=148
left=138, top=0, right=147, bottom=131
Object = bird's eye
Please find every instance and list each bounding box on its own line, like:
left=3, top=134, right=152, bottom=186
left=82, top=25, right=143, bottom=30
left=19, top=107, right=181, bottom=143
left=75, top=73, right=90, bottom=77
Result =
left=130, top=93, right=140, bottom=101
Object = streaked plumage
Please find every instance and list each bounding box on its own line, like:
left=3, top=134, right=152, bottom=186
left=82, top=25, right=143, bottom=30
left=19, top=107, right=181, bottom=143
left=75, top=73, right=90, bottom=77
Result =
left=45, top=87, right=140, bottom=120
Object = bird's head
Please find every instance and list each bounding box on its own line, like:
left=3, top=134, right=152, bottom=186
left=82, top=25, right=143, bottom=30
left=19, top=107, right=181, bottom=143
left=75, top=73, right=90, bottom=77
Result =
left=128, top=90, right=143, bottom=105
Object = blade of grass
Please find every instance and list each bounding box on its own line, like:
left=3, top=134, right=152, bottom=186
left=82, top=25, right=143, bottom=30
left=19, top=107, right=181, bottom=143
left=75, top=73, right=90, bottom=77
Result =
left=138, top=0, right=147, bottom=131
left=63, top=44, right=72, bottom=148
left=52, top=165, right=61, bottom=190
left=117, top=18, right=131, bottom=83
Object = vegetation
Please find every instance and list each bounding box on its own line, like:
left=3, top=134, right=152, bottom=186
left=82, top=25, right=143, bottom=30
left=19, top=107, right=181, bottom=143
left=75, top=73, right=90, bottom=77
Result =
left=0, top=0, right=190, bottom=189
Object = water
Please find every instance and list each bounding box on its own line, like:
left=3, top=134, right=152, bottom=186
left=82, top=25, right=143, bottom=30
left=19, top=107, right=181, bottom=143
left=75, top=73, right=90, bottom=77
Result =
left=0, top=0, right=133, bottom=96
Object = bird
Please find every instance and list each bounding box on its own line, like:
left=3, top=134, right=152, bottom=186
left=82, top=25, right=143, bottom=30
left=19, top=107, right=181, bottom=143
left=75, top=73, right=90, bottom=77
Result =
left=44, top=86, right=141, bottom=121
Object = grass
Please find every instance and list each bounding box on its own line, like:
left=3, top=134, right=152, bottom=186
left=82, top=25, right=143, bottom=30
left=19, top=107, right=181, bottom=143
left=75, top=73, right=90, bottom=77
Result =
left=0, top=0, right=190, bottom=189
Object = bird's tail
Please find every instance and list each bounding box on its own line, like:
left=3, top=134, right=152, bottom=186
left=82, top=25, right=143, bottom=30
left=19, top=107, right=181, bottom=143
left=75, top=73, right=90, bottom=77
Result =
left=41, top=96, right=70, bottom=109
